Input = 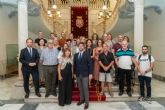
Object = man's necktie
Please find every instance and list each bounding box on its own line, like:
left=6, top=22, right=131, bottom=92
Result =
left=79, top=52, right=82, bottom=60
left=29, top=48, right=32, bottom=57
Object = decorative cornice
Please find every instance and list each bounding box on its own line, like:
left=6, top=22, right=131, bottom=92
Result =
left=119, top=0, right=163, bottom=20
left=1, top=0, right=40, bottom=18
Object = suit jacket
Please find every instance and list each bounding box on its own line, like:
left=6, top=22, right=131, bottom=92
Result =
left=19, top=47, right=39, bottom=73
left=74, top=51, right=92, bottom=77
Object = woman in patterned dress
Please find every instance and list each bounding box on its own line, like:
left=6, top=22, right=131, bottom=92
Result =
left=92, top=39, right=103, bottom=85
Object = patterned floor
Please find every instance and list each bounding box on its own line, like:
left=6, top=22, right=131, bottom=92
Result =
left=1, top=101, right=165, bottom=110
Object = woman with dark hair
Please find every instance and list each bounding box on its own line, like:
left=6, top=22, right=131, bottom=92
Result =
left=86, top=39, right=94, bottom=58
left=58, top=48, right=73, bottom=106
left=86, top=39, right=94, bottom=86
left=37, top=38, right=46, bottom=86
left=91, top=33, right=99, bottom=48
left=92, top=39, right=103, bottom=85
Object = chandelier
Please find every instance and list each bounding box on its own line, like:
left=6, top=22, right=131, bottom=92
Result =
left=98, top=5, right=112, bottom=34
left=47, top=0, right=61, bottom=34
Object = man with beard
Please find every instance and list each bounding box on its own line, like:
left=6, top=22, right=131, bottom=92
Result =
left=137, top=45, right=155, bottom=103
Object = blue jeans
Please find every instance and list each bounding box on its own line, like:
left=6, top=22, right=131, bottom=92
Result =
left=138, top=76, right=151, bottom=97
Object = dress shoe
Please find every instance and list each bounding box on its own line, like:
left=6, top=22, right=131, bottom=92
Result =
left=59, top=104, right=65, bottom=106
left=45, top=93, right=50, bottom=97
left=127, top=92, right=132, bottom=97
left=118, top=91, right=123, bottom=96
left=84, top=103, right=89, bottom=109
left=77, top=101, right=84, bottom=106
left=25, top=93, right=29, bottom=98
left=66, top=102, right=71, bottom=105
left=36, top=93, right=41, bottom=97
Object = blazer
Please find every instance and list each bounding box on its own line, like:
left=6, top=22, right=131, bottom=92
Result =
left=19, top=47, right=39, bottom=73
left=74, top=51, right=92, bottom=77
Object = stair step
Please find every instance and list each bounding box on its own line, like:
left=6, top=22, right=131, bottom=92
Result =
left=24, top=91, right=139, bottom=103
left=30, top=86, right=122, bottom=93
left=105, top=92, right=139, bottom=102
left=24, top=93, right=58, bottom=103
left=30, top=87, right=48, bottom=93
left=26, top=84, right=139, bottom=103
left=30, top=85, right=139, bottom=93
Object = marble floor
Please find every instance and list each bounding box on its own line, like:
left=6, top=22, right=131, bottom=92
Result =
left=1, top=101, right=165, bottom=110
left=0, top=76, right=18, bottom=100
left=1, top=76, right=165, bottom=110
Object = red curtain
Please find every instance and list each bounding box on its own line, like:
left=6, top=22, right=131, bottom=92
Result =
left=71, top=6, right=88, bottom=38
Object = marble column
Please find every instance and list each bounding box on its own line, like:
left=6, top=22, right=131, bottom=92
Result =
left=134, top=0, right=144, bottom=54
left=17, top=0, right=28, bottom=85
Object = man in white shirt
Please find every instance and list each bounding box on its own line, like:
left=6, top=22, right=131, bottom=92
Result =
left=115, top=41, right=137, bottom=97
left=137, top=45, right=155, bottom=102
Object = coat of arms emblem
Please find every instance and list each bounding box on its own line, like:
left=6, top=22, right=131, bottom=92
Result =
left=76, top=16, right=84, bottom=28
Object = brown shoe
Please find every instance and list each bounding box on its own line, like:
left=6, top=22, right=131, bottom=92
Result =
left=84, top=103, right=89, bottom=109
left=77, top=101, right=84, bottom=106
left=36, top=93, right=41, bottom=97
left=25, top=93, right=29, bottom=98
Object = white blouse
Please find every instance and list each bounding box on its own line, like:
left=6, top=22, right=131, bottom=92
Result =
left=59, top=57, right=73, bottom=70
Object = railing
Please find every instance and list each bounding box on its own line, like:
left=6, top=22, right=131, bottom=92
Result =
left=55, top=0, right=111, bottom=9
left=89, top=0, right=111, bottom=9
left=33, top=0, right=126, bottom=36
left=34, top=0, right=118, bottom=9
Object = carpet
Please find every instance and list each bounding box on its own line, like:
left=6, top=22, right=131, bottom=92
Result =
left=71, top=83, right=106, bottom=101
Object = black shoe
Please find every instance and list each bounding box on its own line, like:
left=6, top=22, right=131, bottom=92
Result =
left=36, top=93, right=41, bottom=97
left=59, top=104, right=65, bottom=106
left=118, top=92, right=123, bottom=96
left=84, top=103, right=89, bottom=109
left=52, top=93, right=57, bottom=97
left=127, top=92, right=132, bottom=97
left=66, top=102, right=71, bottom=105
left=77, top=101, right=84, bottom=106
left=45, top=93, right=50, bottom=97
left=25, top=93, right=29, bottom=98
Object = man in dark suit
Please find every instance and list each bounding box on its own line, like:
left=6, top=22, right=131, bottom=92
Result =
left=19, top=38, right=41, bottom=98
left=74, top=42, right=92, bottom=109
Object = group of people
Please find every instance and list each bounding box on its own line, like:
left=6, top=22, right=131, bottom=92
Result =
left=19, top=31, right=155, bottom=109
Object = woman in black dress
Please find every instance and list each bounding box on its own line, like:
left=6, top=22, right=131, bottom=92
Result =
left=58, top=48, right=73, bottom=106
left=86, top=39, right=94, bottom=86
